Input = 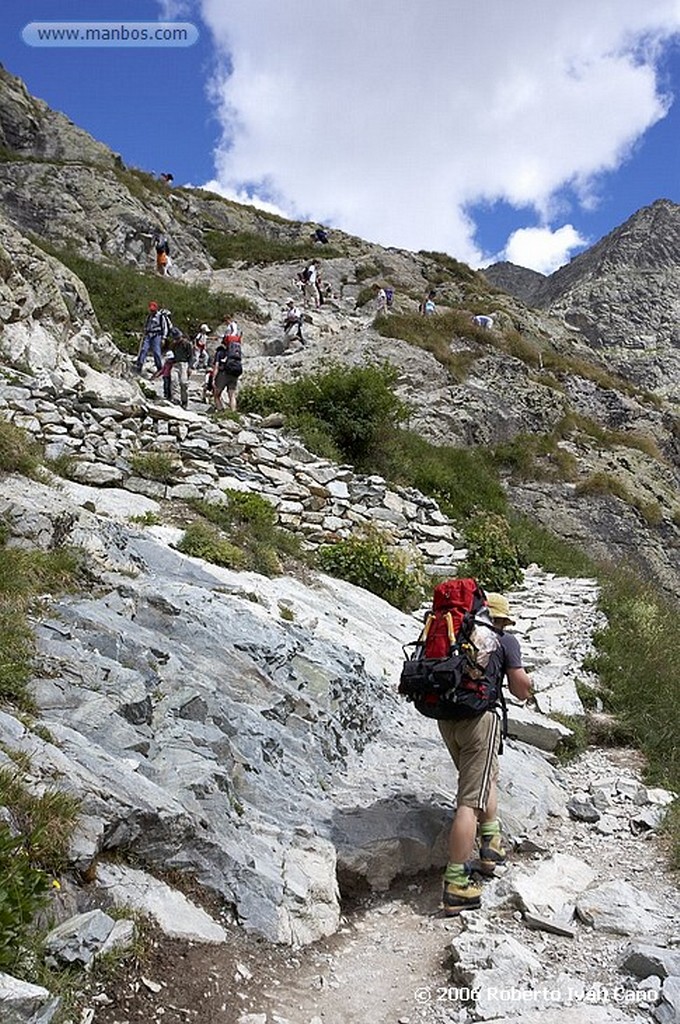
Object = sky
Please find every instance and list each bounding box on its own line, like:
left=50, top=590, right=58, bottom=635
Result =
left=2, top=0, right=680, bottom=275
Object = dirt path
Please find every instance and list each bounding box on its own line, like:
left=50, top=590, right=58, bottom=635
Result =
left=82, top=745, right=678, bottom=1024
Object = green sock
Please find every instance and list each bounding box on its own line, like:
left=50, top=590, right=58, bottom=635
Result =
left=444, top=862, right=468, bottom=885
left=480, top=820, right=501, bottom=841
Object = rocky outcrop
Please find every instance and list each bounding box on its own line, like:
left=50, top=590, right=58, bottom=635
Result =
left=0, top=64, right=118, bottom=168
left=488, top=200, right=680, bottom=397
left=482, top=260, right=547, bottom=305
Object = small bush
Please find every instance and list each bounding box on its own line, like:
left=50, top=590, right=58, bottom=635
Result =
left=130, top=452, right=178, bottom=483
left=510, top=515, right=597, bottom=578
left=458, top=512, right=524, bottom=591
left=0, top=420, right=42, bottom=477
left=239, top=363, right=407, bottom=469
left=0, top=768, right=79, bottom=874
left=376, top=431, right=507, bottom=523
left=0, top=823, right=51, bottom=975
left=129, top=510, right=162, bottom=526
left=575, top=472, right=663, bottom=524
left=0, top=537, right=84, bottom=710
left=551, top=713, right=588, bottom=762
left=317, top=527, right=426, bottom=612
left=176, top=520, right=246, bottom=570
left=187, top=492, right=302, bottom=575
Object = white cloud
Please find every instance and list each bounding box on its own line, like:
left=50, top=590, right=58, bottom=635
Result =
left=501, top=224, right=589, bottom=275
left=182, top=0, right=680, bottom=262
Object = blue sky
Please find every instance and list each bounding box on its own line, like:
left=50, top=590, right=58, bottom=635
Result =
left=2, top=0, right=680, bottom=274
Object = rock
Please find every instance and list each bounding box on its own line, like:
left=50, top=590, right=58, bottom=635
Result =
left=44, top=909, right=115, bottom=967
left=506, top=704, right=574, bottom=751
left=576, top=880, right=669, bottom=936
left=621, top=942, right=680, bottom=980
left=655, top=976, right=680, bottom=1024
left=95, top=863, right=227, bottom=944
left=567, top=796, right=601, bottom=823
left=493, top=852, right=596, bottom=916
left=0, top=972, right=59, bottom=1023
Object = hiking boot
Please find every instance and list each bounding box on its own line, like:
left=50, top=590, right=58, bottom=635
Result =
left=441, top=877, right=482, bottom=915
left=477, top=833, right=507, bottom=876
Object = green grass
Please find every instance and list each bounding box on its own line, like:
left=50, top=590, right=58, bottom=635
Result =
left=575, top=472, right=663, bottom=525
left=31, top=241, right=263, bottom=355
left=204, top=229, right=342, bottom=267
left=374, top=310, right=490, bottom=379
left=0, top=537, right=84, bottom=710
left=0, top=419, right=43, bottom=477
left=185, top=492, right=304, bottom=576
left=587, top=571, right=680, bottom=862
left=130, top=452, right=179, bottom=484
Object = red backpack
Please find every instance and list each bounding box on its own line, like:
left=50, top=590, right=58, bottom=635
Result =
left=422, top=578, right=486, bottom=658
left=398, top=577, right=506, bottom=728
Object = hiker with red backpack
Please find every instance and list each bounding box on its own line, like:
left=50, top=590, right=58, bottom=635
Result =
left=399, top=580, right=532, bottom=916
left=213, top=320, right=243, bottom=412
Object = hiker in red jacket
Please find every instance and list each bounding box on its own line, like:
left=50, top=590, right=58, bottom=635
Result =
left=439, top=592, right=532, bottom=915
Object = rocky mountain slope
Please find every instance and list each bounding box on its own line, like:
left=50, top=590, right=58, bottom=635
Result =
left=0, top=66, right=679, bottom=1024
left=484, top=199, right=680, bottom=396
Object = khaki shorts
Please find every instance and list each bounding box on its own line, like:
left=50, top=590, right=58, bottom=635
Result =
left=438, top=712, right=500, bottom=811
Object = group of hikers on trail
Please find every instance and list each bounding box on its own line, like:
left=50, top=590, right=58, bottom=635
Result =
left=134, top=303, right=243, bottom=411
left=398, top=579, right=532, bottom=916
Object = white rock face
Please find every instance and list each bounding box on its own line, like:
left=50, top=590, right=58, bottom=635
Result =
left=96, top=864, right=228, bottom=944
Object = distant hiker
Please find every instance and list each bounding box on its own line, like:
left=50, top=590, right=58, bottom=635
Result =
left=223, top=316, right=240, bottom=340
left=421, top=290, right=436, bottom=316
left=155, top=233, right=171, bottom=276
left=313, top=227, right=329, bottom=245
left=385, top=286, right=395, bottom=309
left=170, top=327, right=193, bottom=409
left=375, top=286, right=388, bottom=315
left=473, top=314, right=494, bottom=330
left=213, top=329, right=243, bottom=412
left=159, top=172, right=174, bottom=185
left=419, top=289, right=436, bottom=315
left=153, top=350, right=175, bottom=400
left=301, top=262, right=320, bottom=308
left=192, top=324, right=211, bottom=370
left=439, top=592, right=532, bottom=916
left=135, top=301, right=171, bottom=373
left=283, top=300, right=304, bottom=345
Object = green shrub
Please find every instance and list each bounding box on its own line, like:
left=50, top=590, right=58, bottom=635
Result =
left=376, top=431, right=507, bottom=523
left=0, top=420, right=42, bottom=477
left=204, top=229, right=341, bottom=267
left=418, top=251, right=480, bottom=286
left=575, top=472, right=663, bottom=524
left=187, top=492, right=302, bottom=575
left=0, top=538, right=84, bottom=710
left=509, top=515, right=597, bottom=578
left=128, top=511, right=162, bottom=526
left=494, top=432, right=578, bottom=483
left=0, top=823, right=51, bottom=975
left=458, top=512, right=523, bottom=591
left=318, top=528, right=426, bottom=612
left=176, top=520, right=246, bottom=570
left=551, top=713, right=588, bottom=762
left=130, top=452, right=178, bottom=483
left=239, top=363, right=407, bottom=469
left=589, top=573, right=680, bottom=792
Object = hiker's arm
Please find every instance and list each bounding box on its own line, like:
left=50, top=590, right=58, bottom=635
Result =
left=507, top=666, right=532, bottom=702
